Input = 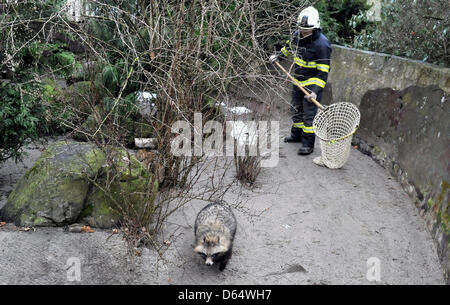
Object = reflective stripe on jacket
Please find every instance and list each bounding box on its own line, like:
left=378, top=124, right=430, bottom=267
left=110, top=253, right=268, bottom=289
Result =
left=281, top=29, right=331, bottom=96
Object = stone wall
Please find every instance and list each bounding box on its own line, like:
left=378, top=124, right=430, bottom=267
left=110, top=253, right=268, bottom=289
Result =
left=329, top=45, right=450, bottom=107
left=328, top=45, right=450, bottom=283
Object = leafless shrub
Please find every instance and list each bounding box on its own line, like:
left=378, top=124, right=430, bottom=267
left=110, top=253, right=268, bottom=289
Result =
left=235, top=154, right=261, bottom=187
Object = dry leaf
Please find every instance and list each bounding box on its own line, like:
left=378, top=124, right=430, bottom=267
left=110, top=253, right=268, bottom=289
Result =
left=81, top=225, right=94, bottom=233
left=0, top=222, right=6, bottom=227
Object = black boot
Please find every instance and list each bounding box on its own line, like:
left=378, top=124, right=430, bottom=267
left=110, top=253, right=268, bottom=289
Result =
left=298, top=146, right=314, bottom=155
left=284, top=136, right=302, bottom=143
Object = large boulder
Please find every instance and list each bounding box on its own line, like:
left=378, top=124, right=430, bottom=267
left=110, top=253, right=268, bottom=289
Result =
left=79, top=148, right=157, bottom=229
left=0, top=141, right=156, bottom=228
left=1, top=142, right=105, bottom=227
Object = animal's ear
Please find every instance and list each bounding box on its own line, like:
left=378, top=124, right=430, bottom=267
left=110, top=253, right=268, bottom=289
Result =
left=219, top=244, right=227, bottom=252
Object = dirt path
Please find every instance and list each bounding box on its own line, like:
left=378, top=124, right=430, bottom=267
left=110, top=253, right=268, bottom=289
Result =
left=0, top=125, right=445, bottom=284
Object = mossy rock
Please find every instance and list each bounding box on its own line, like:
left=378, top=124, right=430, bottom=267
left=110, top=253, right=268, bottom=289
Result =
left=81, top=177, right=150, bottom=229
left=80, top=186, right=122, bottom=229
left=41, top=78, right=64, bottom=100
left=1, top=141, right=106, bottom=227
left=0, top=141, right=157, bottom=229
left=80, top=149, right=158, bottom=228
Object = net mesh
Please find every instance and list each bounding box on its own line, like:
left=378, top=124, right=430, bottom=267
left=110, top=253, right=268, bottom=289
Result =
left=313, top=102, right=360, bottom=169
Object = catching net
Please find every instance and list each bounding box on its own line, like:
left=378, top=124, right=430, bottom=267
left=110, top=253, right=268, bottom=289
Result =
left=313, top=102, right=360, bottom=169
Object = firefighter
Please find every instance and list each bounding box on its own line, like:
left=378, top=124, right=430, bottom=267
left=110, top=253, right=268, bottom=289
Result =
left=271, top=6, right=332, bottom=155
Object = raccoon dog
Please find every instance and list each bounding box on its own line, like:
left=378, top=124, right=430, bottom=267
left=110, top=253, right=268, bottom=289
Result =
left=194, top=202, right=237, bottom=271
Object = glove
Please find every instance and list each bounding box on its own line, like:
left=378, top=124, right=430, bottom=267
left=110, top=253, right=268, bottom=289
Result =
left=269, top=53, right=280, bottom=63
left=305, top=91, right=317, bottom=103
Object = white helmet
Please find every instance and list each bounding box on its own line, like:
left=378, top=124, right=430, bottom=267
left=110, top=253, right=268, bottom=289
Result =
left=297, top=6, right=320, bottom=30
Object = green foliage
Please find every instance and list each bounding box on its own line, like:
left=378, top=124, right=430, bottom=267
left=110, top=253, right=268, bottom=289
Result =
left=0, top=83, right=43, bottom=162
left=353, top=0, right=449, bottom=66
left=16, top=42, right=78, bottom=78
left=2, top=0, right=66, bottom=53
left=257, top=0, right=374, bottom=52
left=1, top=0, right=79, bottom=80
left=101, top=64, right=119, bottom=93
left=54, top=51, right=76, bottom=76
left=102, top=93, right=139, bottom=116
left=13, top=0, right=67, bottom=20
left=40, top=78, right=75, bottom=134
left=0, top=78, right=76, bottom=163
left=315, top=0, right=374, bottom=45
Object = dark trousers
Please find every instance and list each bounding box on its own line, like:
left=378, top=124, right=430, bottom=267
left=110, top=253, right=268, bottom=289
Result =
left=290, top=85, right=321, bottom=148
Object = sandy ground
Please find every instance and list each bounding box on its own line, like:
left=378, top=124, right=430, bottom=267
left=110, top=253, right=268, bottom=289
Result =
left=0, top=124, right=445, bottom=285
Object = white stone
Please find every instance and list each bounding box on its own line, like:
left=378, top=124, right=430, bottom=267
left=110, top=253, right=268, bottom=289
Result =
left=137, top=91, right=157, bottom=101
left=135, top=138, right=157, bottom=149
left=217, top=102, right=252, bottom=115
left=136, top=91, right=157, bottom=119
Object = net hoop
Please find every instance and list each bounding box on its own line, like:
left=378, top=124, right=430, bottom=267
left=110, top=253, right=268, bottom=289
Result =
left=313, top=102, right=361, bottom=169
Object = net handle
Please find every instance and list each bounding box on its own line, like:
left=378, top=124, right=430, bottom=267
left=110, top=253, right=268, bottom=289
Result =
left=273, top=61, right=326, bottom=111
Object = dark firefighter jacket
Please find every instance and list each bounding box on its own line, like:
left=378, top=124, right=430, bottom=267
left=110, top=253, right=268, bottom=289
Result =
left=281, top=29, right=332, bottom=97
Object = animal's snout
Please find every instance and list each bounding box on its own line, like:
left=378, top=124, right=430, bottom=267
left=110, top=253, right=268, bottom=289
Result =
left=205, top=257, right=214, bottom=266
